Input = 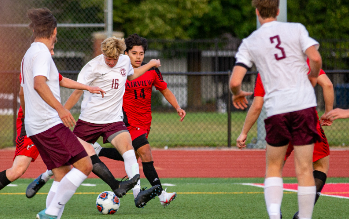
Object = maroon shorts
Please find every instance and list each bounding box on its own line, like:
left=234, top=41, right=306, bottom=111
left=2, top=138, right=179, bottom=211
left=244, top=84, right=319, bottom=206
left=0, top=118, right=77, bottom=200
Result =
left=73, top=120, right=128, bottom=144
left=265, top=107, right=321, bottom=147
left=29, top=124, right=88, bottom=170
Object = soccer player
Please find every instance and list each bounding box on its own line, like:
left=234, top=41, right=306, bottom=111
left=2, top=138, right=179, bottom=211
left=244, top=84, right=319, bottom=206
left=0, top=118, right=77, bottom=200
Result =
left=22, top=8, right=106, bottom=219
left=229, top=1, right=322, bottom=218
left=236, top=59, right=333, bottom=219
left=63, top=36, right=162, bottom=208
left=94, top=33, right=185, bottom=206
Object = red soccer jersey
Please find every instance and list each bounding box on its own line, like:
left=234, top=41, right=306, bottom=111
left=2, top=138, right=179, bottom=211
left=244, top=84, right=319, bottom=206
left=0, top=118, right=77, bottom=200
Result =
left=123, top=67, right=167, bottom=130
left=254, top=58, right=326, bottom=97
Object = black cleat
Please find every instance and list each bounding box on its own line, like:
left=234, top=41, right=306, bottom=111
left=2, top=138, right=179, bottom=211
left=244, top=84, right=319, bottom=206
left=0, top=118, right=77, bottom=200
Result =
left=293, top=211, right=299, bottom=219
left=135, top=185, right=161, bottom=208
left=113, top=174, right=140, bottom=198
left=26, top=174, right=47, bottom=198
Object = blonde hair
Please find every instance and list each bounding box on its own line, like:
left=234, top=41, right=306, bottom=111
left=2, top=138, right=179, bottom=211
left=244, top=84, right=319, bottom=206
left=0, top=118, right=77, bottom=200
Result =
left=101, top=37, right=126, bottom=59
left=252, top=0, right=279, bottom=19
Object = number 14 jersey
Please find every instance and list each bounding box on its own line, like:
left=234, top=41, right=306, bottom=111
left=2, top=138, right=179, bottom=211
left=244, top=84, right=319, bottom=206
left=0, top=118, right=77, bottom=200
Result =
left=123, top=67, right=167, bottom=130
left=235, top=21, right=319, bottom=117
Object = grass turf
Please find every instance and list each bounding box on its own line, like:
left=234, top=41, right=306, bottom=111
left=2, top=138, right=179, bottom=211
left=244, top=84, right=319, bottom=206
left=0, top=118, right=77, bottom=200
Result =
left=0, top=178, right=348, bottom=218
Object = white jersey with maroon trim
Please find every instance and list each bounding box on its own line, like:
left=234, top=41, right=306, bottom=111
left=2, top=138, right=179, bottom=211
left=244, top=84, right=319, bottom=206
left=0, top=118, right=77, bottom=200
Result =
left=21, top=42, right=62, bottom=136
left=77, top=54, right=134, bottom=124
left=235, top=21, right=319, bottom=117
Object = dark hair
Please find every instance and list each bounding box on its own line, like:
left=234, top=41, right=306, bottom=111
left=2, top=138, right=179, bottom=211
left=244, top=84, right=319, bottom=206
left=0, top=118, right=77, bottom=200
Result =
left=125, top=34, right=148, bottom=53
left=27, top=8, right=57, bottom=39
left=252, top=0, right=279, bottom=19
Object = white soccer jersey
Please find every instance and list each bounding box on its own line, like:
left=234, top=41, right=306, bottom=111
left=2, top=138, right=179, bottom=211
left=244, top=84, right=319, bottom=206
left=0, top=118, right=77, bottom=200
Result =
left=77, top=54, right=134, bottom=124
left=21, top=42, right=62, bottom=136
left=235, top=21, right=319, bottom=117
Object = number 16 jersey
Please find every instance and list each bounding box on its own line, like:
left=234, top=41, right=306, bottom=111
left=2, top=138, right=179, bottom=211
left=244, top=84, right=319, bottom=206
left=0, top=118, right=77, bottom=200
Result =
left=235, top=21, right=319, bottom=117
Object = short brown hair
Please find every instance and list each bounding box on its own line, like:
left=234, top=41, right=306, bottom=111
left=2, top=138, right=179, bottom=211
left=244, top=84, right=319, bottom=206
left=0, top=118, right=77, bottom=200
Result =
left=252, top=0, right=279, bottom=19
left=27, top=8, right=57, bottom=39
left=101, top=37, right=126, bottom=59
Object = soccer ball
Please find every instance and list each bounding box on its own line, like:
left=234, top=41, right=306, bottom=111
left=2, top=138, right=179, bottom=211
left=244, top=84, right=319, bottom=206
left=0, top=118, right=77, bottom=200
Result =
left=96, top=191, right=120, bottom=214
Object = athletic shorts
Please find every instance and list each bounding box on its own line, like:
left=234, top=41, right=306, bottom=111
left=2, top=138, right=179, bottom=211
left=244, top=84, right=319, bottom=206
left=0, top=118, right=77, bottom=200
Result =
left=29, top=123, right=88, bottom=170
left=127, top=126, right=150, bottom=150
left=285, top=120, right=330, bottom=162
left=15, top=119, right=39, bottom=162
left=265, top=107, right=321, bottom=146
left=73, top=119, right=128, bottom=144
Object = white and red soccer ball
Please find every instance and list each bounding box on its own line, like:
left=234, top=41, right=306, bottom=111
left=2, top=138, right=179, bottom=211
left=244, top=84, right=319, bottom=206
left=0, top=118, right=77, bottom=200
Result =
left=96, top=191, right=120, bottom=214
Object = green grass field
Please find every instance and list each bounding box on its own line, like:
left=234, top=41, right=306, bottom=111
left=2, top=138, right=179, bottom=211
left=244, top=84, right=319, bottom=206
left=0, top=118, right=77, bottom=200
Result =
left=1, top=111, right=349, bottom=148
left=0, top=178, right=348, bottom=218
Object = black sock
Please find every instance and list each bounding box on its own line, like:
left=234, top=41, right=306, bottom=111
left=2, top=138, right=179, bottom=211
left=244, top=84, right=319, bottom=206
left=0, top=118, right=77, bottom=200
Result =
left=0, top=170, right=11, bottom=190
left=142, top=161, right=162, bottom=191
left=99, top=148, right=124, bottom=161
left=90, top=155, right=120, bottom=191
left=313, top=170, right=327, bottom=204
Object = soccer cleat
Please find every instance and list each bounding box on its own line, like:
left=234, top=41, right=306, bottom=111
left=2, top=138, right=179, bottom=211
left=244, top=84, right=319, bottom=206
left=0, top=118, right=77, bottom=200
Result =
left=92, top=142, right=102, bottom=155
left=135, top=185, right=161, bottom=208
left=293, top=211, right=299, bottom=219
left=159, top=189, right=177, bottom=207
left=113, top=174, right=140, bottom=198
left=26, top=174, right=47, bottom=198
left=36, top=209, right=57, bottom=219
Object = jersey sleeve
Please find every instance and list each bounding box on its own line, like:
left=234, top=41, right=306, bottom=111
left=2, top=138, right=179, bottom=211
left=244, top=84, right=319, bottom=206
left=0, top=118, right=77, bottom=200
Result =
left=77, top=62, right=96, bottom=85
left=235, top=39, right=254, bottom=69
left=32, top=50, right=51, bottom=80
left=306, top=58, right=326, bottom=75
left=153, top=68, right=167, bottom=91
left=254, top=73, right=265, bottom=97
left=127, top=57, right=134, bottom=76
left=299, top=23, right=319, bottom=52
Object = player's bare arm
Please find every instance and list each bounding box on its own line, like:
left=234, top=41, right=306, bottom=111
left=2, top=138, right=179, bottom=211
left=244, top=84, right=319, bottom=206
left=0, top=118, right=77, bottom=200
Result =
left=305, top=45, right=322, bottom=86
left=325, top=108, right=349, bottom=121
left=229, top=66, right=253, bottom=110
left=317, top=74, right=334, bottom=126
left=128, top=59, right=161, bottom=81
left=34, top=75, right=76, bottom=128
left=64, top=89, right=84, bottom=110
left=59, top=77, right=106, bottom=98
left=19, top=86, right=25, bottom=116
left=159, top=88, right=186, bottom=122
left=236, top=96, right=264, bottom=149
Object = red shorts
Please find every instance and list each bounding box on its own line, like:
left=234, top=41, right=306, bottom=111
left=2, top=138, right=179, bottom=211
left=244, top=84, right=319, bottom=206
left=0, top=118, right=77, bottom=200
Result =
left=127, top=126, right=150, bottom=141
left=15, top=119, right=39, bottom=162
left=29, top=124, right=88, bottom=170
left=265, top=107, right=321, bottom=146
left=285, top=120, right=330, bottom=162
left=73, top=120, right=128, bottom=143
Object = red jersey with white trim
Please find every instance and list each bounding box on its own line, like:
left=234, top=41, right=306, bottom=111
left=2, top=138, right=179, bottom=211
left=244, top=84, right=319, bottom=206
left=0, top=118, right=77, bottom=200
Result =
left=123, top=67, right=167, bottom=130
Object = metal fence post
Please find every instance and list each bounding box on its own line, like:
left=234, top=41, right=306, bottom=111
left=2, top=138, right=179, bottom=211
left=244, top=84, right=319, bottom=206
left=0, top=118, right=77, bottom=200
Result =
left=227, top=70, right=232, bottom=148
left=12, top=72, right=18, bottom=146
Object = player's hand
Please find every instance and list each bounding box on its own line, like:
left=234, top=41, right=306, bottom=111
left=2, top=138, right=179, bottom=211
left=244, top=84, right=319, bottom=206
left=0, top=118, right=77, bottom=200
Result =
left=325, top=108, right=349, bottom=121
left=320, top=112, right=333, bottom=126
left=88, top=86, right=106, bottom=98
left=232, top=91, right=253, bottom=110
left=236, top=133, right=247, bottom=149
left=58, top=107, right=76, bottom=128
left=149, top=59, right=161, bottom=68
left=177, top=108, right=186, bottom=122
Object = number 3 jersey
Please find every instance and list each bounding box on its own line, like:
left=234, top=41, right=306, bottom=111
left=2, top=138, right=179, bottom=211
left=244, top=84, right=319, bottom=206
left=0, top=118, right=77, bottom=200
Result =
left=123, top=66, right=167, bottom=130
left=235, top=21, right=319, bottom=117
left=77, top=54, right=134, bottom=124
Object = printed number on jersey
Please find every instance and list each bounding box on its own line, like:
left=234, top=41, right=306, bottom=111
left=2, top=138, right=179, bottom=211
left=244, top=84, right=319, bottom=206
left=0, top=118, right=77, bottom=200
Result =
left=112, top=79, right=119, bottom=89
left=270, top=35, right=286, bottom=61
left=134, top=88, right=145, bottom=99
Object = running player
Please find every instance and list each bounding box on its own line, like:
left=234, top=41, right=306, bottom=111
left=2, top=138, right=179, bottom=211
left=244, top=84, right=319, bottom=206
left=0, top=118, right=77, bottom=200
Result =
left=95, top=33, right=185, bottom=206
left=22, top=8, right=106, bottom=219
left=63, top=36, right=162, bottom=208
left=229, top=1, right=322, bottom=218
left=236, top=59, right=333, bottom=219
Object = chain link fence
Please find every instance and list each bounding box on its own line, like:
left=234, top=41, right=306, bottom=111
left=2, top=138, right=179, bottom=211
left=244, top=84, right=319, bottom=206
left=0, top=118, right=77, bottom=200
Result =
left=1, top=1, right=349, bottom=148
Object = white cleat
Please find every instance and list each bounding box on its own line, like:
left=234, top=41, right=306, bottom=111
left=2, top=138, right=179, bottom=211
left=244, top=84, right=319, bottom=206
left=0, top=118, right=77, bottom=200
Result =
left=159, top=189, right=177, bottom=207
left=92, top=142, right=102, bottom=155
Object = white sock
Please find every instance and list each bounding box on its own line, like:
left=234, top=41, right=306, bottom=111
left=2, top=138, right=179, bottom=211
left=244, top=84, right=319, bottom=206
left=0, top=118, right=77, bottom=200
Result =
left=264, top=177, right=283, bottom=219
left=122, top=150, right=140, bottom=178
left=298, top=186, right=316, bottom=219
left=46, top=181, right=64, bottom=218
left=42, top=170, right=53, bottom=182
left=133, top=185, right=141, bottom=199
left=45, top=168, right=87, bottom=216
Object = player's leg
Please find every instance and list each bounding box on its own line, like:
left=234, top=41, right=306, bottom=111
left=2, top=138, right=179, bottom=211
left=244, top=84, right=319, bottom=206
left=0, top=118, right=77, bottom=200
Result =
left=265, top=144, right=288, bottom=219
left=313, top=155, right=329, bottom=203
left=0, top=155, right=32, bottom=190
